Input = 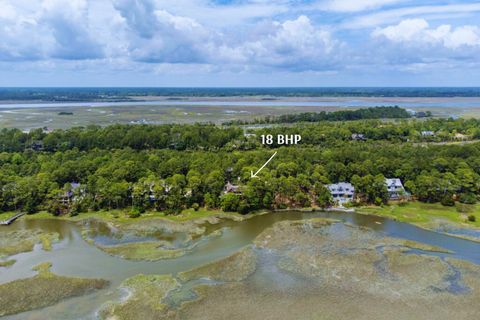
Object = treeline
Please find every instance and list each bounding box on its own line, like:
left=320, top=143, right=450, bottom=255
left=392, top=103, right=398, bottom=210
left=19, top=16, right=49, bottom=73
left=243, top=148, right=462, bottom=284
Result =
left=224, top=106, right=417, bottom=125
left=1, top=139, right=480, bottom=216
left=2, top=117, right=480, bottom=154
left=2, top=87, right=480, bottom=101
left=0, top=124, right=243, bottom=153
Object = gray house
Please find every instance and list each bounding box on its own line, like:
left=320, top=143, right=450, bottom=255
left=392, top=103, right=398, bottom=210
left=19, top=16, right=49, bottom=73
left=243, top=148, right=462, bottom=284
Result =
left=224, top=182, right=242, bottom=194
left=351, top=133, right=366, bottom=141
left=385, top=178, right=405, bottom=199
left=327, top=182, right=355, bottom=205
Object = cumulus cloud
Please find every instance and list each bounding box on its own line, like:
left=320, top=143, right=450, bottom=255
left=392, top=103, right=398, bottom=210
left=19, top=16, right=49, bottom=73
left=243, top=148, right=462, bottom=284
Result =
left=220, top=16, right=339, bottom=71
left=109, top=1, right=339, bottom=69
left=372, top=19, right=480, bottom=49
left=40, top=0, right=104, bottom=59
left=0, top=0, right=103, bottom=61
left=365, top=18, right=480, bottom=73
left=113, top=0, right=214, bottom=63
left=1, top=0, right=479, bottom=78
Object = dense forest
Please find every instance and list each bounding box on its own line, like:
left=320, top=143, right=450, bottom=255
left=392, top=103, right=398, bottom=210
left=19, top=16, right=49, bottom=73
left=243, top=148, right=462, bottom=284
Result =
left=1, top=113, right=480, bottom=153
left=1, top=111, right=480, bottom=216
left=223, top=106, right=420, bottom=125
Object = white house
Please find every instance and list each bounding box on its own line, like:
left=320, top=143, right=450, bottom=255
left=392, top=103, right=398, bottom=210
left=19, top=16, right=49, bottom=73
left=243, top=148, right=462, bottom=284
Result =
left=385, top=178, right=405, bottom=199
left=327, top=182, right=355, bottom=205
left=421, top=131, right=435, bottom=137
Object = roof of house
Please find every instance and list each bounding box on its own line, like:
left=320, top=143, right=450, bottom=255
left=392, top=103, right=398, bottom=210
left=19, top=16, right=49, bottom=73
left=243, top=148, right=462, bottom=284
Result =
left=385, top=178, right=404, bottom=189
left=327, top=182, right=355, bottom=194
left=71, top=182, right=81, bottom=190
left=421, top=131, right=435, bottom=135
left=225, top=182, right=241, bottom=193
left=351, top=133, right=366, bottom=139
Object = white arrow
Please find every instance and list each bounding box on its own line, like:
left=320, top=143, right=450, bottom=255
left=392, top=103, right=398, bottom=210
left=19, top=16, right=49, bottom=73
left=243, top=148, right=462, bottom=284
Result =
left=251, top=151, right=278, bottom=178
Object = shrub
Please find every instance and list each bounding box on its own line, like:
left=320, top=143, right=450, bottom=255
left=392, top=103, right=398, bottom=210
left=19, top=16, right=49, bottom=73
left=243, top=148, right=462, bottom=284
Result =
left=129, top=208, right=141, bottom=218
left=192, top=203, right=200, bottom=211
left=220, top=193, right=241, bottom=212
left=204, top=193, right=217, bottom=209
left=440, top=195, right=455, bottom=206
left=468, top=215, right=476, bottom=222
left=459, top=193, right=477, bottom=204
left=237, top=200, right=251, bottom=215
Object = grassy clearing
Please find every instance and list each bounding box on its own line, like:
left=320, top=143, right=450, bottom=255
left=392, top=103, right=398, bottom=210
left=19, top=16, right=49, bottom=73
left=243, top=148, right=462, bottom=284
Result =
left=0, top=262, right=109, bottom=317
left=357, top=201, right=480, bottom=228
left=0, top=211, right=24, bottom=221
left=21, top=208, right=244, bottom=224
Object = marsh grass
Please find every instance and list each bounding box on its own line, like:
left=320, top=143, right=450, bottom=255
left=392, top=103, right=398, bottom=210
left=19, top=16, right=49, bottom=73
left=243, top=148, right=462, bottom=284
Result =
left=179, top=247, right=257, bottom=282
left=0, top=259, right=16, bottom=268
left=0, top=262, right=109, bottom=317
left=99, top=242, right=188, bottom=261
left=0, top=230, right=59, bottom=258
left=99, top=274, right=178, bottom=320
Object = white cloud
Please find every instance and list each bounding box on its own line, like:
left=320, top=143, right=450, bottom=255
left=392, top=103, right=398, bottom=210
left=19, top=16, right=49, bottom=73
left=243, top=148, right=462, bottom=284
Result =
left=0, top=1, right=16, bottom=20
left=0, top=0, right=479, bottom=78
left=0, top=0, right=103, bottom=60
left=154, top=0, right=290, bottom=28
left=372, top=19, right=480, bottom=49
left=40, top=0, right=104, bottom=59
left=224, top=15, right=338, bottom=71
left=106, top=1, right=341, bottom=71
left=322, top=0, right=406, bottom=12
left=346, top=3, right=480, bottom=29
left=113, top=0, right=215, bottom=63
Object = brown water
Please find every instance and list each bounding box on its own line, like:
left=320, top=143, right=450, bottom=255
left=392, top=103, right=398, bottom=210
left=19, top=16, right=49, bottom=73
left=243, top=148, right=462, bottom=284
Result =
left=1, top=211, right=480, bottom=319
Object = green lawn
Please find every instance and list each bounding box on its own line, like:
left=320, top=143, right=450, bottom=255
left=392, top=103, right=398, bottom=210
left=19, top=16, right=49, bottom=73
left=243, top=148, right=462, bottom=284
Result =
left=357, top=201, right=480, bottom=228
left=3, top=208, right=240, bottom=224
left=4, top=202, right=479, bottom=229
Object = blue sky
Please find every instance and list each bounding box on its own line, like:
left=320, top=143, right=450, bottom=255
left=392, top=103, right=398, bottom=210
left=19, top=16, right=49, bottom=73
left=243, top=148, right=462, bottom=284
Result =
left=1, top=0, right=480, bottom=86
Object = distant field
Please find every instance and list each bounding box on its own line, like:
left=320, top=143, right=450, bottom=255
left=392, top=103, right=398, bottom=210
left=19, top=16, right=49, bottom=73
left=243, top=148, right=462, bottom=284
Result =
left=0, top=104, right=358, bottom=130
left=0, top=101, right=467, bottom=130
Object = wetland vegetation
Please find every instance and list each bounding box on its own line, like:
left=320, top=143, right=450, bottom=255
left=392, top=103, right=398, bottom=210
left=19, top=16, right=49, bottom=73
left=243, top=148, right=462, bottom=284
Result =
left=0, top=229, right=59, bottom=258
left=2, top=206, right=480, bottom=318
left=2, top=103, right=480, bottom=319
left=0, top=262, right=108, bottom=317
left=93, top=218, right=480, bottom=320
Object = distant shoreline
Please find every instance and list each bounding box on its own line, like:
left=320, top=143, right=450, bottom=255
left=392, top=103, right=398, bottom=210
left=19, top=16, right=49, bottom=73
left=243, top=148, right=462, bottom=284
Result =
left=2, top=96, right=480, bottom=109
